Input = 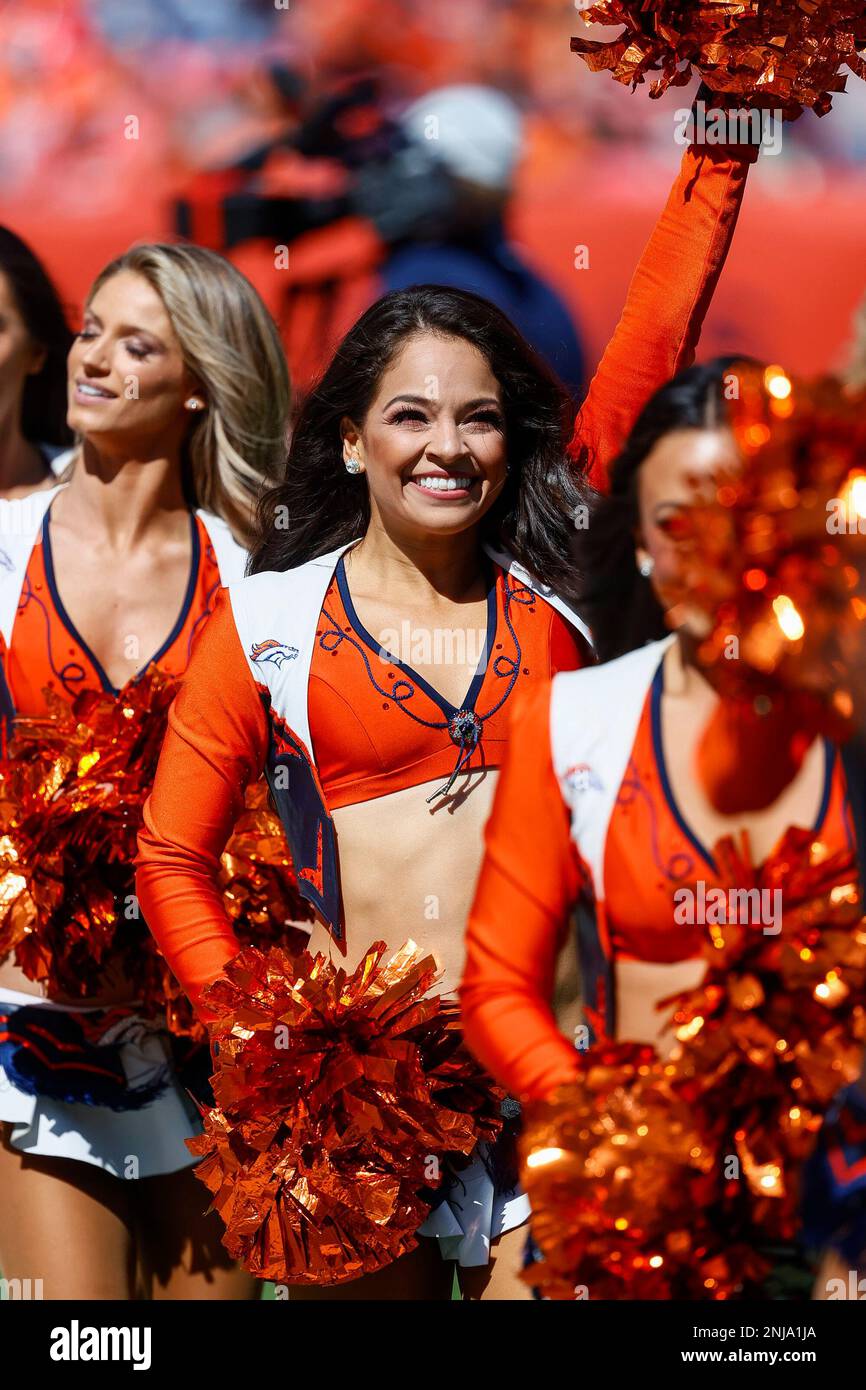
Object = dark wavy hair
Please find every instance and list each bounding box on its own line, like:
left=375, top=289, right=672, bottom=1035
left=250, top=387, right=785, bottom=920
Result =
left=0, top=227, right=73, bottom=448
left=575, top=356, right=753, bottom=664
left=250, top=284, right=583, bottom=594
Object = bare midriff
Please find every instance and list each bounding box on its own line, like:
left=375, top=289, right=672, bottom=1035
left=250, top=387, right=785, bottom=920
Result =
left=613, top=957, right=707, bottom=1054
left=304, top=769, right=499, bottom=999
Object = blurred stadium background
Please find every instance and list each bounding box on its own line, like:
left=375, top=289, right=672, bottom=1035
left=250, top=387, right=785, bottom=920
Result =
left=3, top=0, right=866, bottom=401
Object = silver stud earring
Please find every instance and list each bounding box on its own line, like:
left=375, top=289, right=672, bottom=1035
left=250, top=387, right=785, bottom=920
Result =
left=639, top=557, right=655, bottom=578
left=186, top=398, right=202, bottom=411
left=344, top=452, right=362, bottom=475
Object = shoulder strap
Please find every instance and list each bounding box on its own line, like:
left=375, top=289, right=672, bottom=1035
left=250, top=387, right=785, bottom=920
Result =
left=47, top=446, right=78, bottom=478
left=228, top=540, right=360, bottom=762
left=196, top=509, right=248, bottom=584
left=482, top=541, right=593, bottom=646
left=0, top=484, right=65, bottom=645
left=550, top=635, right=674, bottom=898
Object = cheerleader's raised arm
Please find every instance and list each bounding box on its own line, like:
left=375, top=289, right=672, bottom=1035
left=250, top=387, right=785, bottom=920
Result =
left=573, top=97, right=759, bottom=491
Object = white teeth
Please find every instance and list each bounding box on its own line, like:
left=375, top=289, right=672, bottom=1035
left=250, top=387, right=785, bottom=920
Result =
left=414, top=476, right=474, bottom=492
left=78, top=383, right=112, bottom=398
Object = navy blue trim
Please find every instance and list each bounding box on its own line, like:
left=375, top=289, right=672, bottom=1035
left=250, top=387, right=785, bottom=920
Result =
left=841, top=740, right=866, bottom=882
left=651, top=662, right=836, bottom=876
left=574, top=892, right=614, bottom=1040
left=265, top=707, right=343, bottom=943
left=0, top=650, right=16, bottom=734
left=815, top=740, right=835, bottom=835
left=267, top=755, right=342, bottom=940
left=650, top=663, right=719, bottom=875
left=334, top=554, right=497, bottom=718
left=0, top=1004, right=172, bottom=1110
left=42, top=503, right=200, bottom=695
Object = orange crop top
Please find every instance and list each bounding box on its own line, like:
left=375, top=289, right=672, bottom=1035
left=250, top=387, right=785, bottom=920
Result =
left=5, top=503, right=225, bottom=716
left=460, top=676, right=855, bottom=1104
left=308, top=555, right=588, bottom=807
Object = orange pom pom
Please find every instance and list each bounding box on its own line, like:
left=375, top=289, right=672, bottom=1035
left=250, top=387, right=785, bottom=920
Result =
left=190, top=940, right=504, bottom=1285
left=520, top=830, right=866, bottom=1298
left=572, top=2, right=866, bottom=117
left=0, top=674, right=308, bottom=1030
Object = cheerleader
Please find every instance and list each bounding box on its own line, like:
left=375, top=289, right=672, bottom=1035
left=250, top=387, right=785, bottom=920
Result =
left=133, top=113, right=759, bottom=1302
left=0, top=243, right=289, bottom=1299
left=0, top=227, right=73, bottom=496
left=460, top=358, right=860, bottom=1297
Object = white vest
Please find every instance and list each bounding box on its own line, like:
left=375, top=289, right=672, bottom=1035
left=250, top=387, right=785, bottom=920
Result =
left=546, top=634, right=675, bottom=1038
left=0, top=483, right=246, bottom=646
left=549, top=634, right=676, bottom=899
left=229, top=538, right=591, bottom=766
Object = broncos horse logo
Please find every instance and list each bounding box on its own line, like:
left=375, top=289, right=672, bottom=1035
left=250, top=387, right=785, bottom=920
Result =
left=563, top=762, right=603, bottom=795
left=250, top=638, right=299, bottom=670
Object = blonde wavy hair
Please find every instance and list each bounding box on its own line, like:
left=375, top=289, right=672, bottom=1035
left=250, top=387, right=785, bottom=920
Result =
left=845, top=291, right=866, bottom=392
left=87, top=243, right=290, bottom=545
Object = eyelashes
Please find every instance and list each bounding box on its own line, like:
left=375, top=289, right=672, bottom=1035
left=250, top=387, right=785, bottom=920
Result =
left=76, top=329, right=150, bottom=360
left=388, top=406, right=504, bottom=430
left=389, top=407, right=427, bottom=425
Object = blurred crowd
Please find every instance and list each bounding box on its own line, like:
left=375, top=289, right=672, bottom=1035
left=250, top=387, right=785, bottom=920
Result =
left=4, top=0, right=866, bottom=207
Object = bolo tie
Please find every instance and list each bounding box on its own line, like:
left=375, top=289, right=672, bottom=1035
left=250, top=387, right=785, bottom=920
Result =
left=426, top=708, right=485, bottom=804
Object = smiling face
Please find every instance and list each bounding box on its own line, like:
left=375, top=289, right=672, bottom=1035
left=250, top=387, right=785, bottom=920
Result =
left=0, top=268, right=46, bottom=426
left=67, top=269, right=204, bottom=454
left=636, top=426, right=741, bottom=619
left=341, top=332, right=508, bottom=542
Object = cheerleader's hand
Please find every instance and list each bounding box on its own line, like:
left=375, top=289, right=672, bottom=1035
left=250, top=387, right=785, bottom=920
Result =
left=690, top=81, right=765, bottom=156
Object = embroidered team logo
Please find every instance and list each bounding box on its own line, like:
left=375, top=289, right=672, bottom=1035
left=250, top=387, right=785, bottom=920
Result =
left=250, top=638, right=299, bottom=669
left=563, top=762, right=603, bottom=795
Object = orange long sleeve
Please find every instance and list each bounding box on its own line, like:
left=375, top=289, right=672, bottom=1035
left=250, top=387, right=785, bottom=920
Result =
left=571, top=140, right=758, bottom=491
left=135, top=589, right=269, bottom=1023
left=460, top=679, right=583, bottom=1102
